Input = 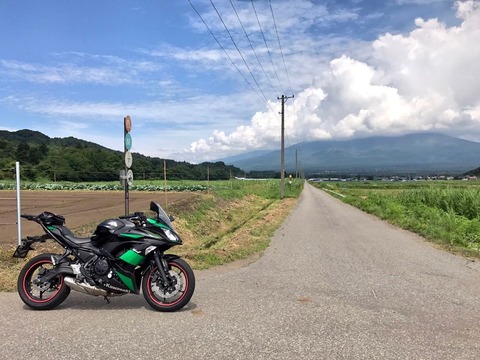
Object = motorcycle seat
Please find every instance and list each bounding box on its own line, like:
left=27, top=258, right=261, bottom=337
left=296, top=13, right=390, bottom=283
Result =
left=57, top=226, right=92, bottom=245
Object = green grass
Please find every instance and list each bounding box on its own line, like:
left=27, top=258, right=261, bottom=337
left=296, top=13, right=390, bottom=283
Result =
left=165, top=178, right=303, bottom=268
left=312, top=180, right=480, bottom=255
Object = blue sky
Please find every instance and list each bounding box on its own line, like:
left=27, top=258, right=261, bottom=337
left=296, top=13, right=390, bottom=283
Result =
left=1, top=0, right=479, bottom=163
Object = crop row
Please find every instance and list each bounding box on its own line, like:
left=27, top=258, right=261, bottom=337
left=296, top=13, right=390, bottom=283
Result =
left=0, top=182, right=209, bottom=192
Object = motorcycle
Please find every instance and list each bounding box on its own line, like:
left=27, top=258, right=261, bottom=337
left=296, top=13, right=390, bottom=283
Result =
left=12, top=201, right=195, bottom=312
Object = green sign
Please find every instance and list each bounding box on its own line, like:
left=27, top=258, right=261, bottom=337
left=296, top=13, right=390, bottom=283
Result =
left=125, top=133, right=132, bottom=150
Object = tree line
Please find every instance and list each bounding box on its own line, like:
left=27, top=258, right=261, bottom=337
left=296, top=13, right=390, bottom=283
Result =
left=0, top=130, right=244, bottom=182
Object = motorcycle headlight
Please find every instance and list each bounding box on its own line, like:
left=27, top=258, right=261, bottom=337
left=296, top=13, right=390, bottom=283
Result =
left=164, top=229, right=179, bottom=242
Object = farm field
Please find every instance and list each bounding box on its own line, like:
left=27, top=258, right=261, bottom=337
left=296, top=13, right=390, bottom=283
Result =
left=0, top=190, right=193, bottom=246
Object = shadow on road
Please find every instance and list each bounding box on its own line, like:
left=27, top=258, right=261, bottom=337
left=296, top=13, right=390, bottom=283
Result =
left=17, top=292, right=198, bottom=313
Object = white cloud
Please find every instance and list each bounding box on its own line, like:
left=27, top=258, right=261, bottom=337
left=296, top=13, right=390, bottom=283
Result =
left=1, top=89, right=266, bottom=160
left=395, top=0, right=447, bottom=4
left=0, top=53, right=161, bottom=85
left=185, top=0, right=480, bottom=161
left=179, top=0, right=365, bottom=96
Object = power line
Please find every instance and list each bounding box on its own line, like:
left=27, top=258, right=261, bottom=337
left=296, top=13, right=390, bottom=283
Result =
left=251, top=0, right=283, bottom=93
left=209, top=0, right=269, bottom=103
left=229, top=0, right=278, bottom=96
left=269, top=0, right=293, bottom=95
left=189, top=0, right=300, bottom=183
left=188, top=0, right=285, bottom=124
left=187, top=0, right=265, bottom=103
left=266, top=1, right=298, bottom=160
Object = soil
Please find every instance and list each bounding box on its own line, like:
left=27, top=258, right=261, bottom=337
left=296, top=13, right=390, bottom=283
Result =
left=0, top=190, right=194, bottom=246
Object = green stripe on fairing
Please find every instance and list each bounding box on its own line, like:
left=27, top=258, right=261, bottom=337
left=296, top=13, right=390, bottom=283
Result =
left=119, top=249, right=145, bottom=266
left=147, top=218, right=170, bottom=230
left=119, top=233, right=143, bottom=239
left=115, top=271, right=135, bottom=291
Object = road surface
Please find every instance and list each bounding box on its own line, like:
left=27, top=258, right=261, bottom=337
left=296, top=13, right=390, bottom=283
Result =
left=1, top=183, right=479, bottom=359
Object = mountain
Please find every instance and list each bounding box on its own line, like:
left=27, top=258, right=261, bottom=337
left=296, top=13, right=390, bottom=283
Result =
left=0, top=129, right=50, bottom=143
left=223, top=133, right=480, bottom=176
left=0, top=129, right=107, bottom=149
left=219, top=149, right=272, bottom=164
left=4, top=130, right=479, bottom=179
left=0, top=130, right=243, bottom=181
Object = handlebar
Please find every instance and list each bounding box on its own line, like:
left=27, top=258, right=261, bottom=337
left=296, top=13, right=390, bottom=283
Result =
left=119, top=211, right=146, bottom=219
left=21, top=212, right=65, bottom=226
left=119, top=212, right=147, bottom=225
left=21, top=214, right=38, bottom=221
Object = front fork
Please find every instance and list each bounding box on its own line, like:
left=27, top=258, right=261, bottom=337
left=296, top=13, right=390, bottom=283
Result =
left=153, top=251, right=172, bottom=286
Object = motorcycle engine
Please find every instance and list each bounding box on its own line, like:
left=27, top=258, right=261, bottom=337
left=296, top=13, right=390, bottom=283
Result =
left=77, top=256, right=112, bottom=286
left=93, top=257, right=110, bottom=277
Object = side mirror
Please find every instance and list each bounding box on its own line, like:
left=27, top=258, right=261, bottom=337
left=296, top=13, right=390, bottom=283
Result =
left=150, top=201, right=159, bottom=214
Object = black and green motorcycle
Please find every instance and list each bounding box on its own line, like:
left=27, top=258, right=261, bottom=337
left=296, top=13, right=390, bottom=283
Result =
left=13, top=201, right=195, bottom=312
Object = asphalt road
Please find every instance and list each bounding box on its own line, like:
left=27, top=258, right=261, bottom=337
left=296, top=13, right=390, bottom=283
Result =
left=1, top=183, right=480, bottom=359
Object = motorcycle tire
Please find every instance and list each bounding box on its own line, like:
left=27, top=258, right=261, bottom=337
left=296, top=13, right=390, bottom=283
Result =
left=142, top=257, right=195, bottom=312
left=17, top=253, right=71, bottom=310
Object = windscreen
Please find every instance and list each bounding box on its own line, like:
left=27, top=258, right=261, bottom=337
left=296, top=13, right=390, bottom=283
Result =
left=150, top=201, right=174, bottom=229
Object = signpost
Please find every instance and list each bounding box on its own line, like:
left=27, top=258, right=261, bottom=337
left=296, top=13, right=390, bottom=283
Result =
left=16, top=162, right=21, bottom=246
left=125, top=151, right=133, bottom=168
left=123, top=115, right=133, bottom=215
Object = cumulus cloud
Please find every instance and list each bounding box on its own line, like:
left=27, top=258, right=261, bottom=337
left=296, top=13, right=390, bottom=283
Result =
left=186, top=0, right=480, bottom=160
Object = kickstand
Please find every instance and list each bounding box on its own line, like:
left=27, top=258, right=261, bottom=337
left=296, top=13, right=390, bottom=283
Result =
left=103, top=296, right=110, bottom=304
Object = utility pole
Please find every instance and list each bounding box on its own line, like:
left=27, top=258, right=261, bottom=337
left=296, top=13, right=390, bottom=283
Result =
left=295, top=148, right=298, bottom=179
left=278, top=94, right=294, bottom=199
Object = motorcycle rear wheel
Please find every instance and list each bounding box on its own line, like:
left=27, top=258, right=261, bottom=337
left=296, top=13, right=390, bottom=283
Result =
left=142, top=257, right=195, bottom=312
left=17, top=253, right=70, bottom=310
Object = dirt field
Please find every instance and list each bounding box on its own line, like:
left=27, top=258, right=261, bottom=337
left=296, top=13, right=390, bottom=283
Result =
left=0, top=190, right=195, bottom=246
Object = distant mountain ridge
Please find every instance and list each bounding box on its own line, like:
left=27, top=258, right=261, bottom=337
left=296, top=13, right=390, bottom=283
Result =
left=0, top=129, right=242, bottom=181
left=3, top=130, right=479, bottom=178
left=0, top=129, right=110, bottom=150
left=220, top=133, right=480, bottom=175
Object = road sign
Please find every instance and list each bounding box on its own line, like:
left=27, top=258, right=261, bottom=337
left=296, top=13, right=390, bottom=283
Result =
left=125, top=133, right=132, bottom=150
left=119, top=170, right=126, bottom=187
left=125, top=151, right=133, bottom=168
left=124, top=115, right=132, bottom=132
left=126, top=169, right=133, bottom=186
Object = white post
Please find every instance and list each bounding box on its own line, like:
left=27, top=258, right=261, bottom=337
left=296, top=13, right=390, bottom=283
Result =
left=16, top=162, right=21, bottom=245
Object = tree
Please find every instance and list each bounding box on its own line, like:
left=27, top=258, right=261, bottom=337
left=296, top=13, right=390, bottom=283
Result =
left=0, top=129, right=246, bottom=182
left=15, top=142, right=31, bottom=163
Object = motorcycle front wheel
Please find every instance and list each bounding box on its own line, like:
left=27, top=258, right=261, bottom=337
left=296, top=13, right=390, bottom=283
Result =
left=142, top=257, right=195, bottom=312
left=17, top=253, right=70, bottom=310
